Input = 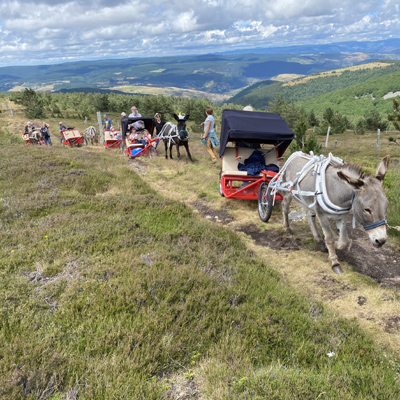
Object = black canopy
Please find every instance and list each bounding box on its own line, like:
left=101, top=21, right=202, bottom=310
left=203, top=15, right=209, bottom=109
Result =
left=121, top=117, right=155, bottom=139
left=219, top=109, right=294, bottom=157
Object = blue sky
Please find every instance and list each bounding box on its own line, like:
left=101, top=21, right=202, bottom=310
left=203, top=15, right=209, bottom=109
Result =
left=0, top=0, right=400, bottom=68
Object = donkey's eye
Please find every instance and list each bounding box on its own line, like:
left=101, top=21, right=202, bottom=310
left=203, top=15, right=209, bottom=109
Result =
left=364, top=208, right=372, bottom=215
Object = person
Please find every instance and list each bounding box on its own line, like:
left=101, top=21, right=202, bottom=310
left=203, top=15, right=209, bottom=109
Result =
left=113, top=131, right=121, bottom=140
left=154, top=113, right=165, bottom=136
left=103, top=114, right=112, bottom=130
left=129, top=106, right=142, bottom=118
left=40, top=123, right=52, bottom=146
left=24, top=121, right=34, bottom=139
left=200, top=107, right=219, bottom=163
left=128, top=126, right=138, bottom=143
left=58, top=122, right=66, bottom=143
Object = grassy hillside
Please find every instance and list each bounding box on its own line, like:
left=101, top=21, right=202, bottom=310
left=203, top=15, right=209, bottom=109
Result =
left=228, top=61, right=400, bottom=114
left=1, top=110, right=400, bottom=398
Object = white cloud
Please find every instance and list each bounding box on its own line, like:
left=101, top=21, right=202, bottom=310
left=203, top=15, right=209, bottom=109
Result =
left=0, top=0, right=399, bottom=67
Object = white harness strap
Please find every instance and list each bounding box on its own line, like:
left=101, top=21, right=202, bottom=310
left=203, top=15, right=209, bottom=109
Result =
left=269, top=151, right=351, bottom=215
left=158, top=122, right=179, bottom=147
left=315, top=153, right=350, bottom=214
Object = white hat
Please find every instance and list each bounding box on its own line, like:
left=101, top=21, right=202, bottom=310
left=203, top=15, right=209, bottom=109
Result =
left=243, top=105, right=253, bottom=111
left=59, top=122, right=63, bottom=125
left=121, top=112, right=126, bottom=117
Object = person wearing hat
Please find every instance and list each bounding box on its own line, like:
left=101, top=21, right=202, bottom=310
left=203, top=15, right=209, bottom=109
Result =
left=103, top=114, right=112, bottom=130
left=121, top=112, right=126, bottom=118
left=59, top=122, right=66, bottom=142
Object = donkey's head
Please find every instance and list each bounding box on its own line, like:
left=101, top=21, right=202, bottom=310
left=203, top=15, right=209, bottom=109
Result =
left=337, top=155, right=390, bottom=248
left=173, top=114, right=190, bottom=140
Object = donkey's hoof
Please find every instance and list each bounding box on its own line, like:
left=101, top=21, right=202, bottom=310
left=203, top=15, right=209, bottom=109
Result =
left=332, top=265, right=343, bottom=274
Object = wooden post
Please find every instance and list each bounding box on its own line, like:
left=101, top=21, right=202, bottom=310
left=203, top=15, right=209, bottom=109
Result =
left=325, top=126, right=331, bottom=148
left=84, top=116, right=87, bottom=124
left=376, top=129, right=380, bottom=150
left=97, top=111, right=104, bottom=144
left=334, top=140, right=337, bottom=149
left=10, top=108, right=14, bottom=117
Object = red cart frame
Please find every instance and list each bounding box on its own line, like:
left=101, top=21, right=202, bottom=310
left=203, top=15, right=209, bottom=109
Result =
left=104, top=129, right=122, bottom=149
left=219, top=110, right=294, bottom=222
left=61, top=128, right=85, bottom=146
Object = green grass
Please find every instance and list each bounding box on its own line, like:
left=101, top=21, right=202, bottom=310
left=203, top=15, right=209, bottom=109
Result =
left=0, top=130, right=399, bottom=399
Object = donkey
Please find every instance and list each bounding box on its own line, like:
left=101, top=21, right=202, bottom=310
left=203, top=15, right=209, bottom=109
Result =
left=82, top=126, right=99, bottom=145
left=158, top=114, right=193, bottom=162
left=280, top=153, right=390, bottom=274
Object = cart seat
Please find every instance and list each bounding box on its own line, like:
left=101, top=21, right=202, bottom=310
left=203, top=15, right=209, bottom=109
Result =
left=63, top=130, right=81, bottom=140
left=104, top=130, right=119, bottom=141
left=221, top=146, right=278, bottom=177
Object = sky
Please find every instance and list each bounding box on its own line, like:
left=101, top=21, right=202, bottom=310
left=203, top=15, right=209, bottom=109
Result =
left=0, top=0, right=400, bottom=68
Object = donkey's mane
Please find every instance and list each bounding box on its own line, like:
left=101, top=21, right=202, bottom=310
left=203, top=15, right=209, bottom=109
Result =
left=332, top=162, right=366, bottom=179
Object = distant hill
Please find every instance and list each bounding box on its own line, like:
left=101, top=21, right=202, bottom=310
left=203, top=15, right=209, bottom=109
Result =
left=1, top=38, right=400, bottom=97
left=227, top=61, right=400, bottom=115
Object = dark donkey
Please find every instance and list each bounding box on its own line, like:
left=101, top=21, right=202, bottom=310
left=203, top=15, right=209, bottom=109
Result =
left=158, top=114, right=193, bottom=161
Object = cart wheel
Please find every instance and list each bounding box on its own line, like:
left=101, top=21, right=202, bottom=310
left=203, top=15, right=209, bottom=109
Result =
left=83, top=137, right=88, bottom=146
left=219, top=171, right=225, bottom=197
left=258, top=182, right=273, bottom=222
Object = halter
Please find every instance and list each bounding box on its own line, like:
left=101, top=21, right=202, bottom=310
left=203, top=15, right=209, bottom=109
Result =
left=362, top=219, right=387, bottom=231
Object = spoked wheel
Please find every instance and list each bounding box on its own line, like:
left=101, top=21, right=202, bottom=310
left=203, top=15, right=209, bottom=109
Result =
left=83, top=137, right=88, bottom=146
left=219, top=171, right=225, bottom=197
left=258, top=182, right=273, bottom=222
left=149, top=146, right=158, bottom=158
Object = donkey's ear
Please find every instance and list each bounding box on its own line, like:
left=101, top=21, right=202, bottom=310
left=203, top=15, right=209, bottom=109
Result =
left=375, top=155, right=390, bottom=182
left=337, top=171, right=364, bottom=190
left=173, top=114, right=179, bottom=121
left=185, top=114, right=190, bottom=120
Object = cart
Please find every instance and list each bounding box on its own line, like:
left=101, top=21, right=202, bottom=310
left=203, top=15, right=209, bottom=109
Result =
left=103, top=129, right=122, bottom=149
left=219, top=109, right=294, bottom=222
left=120, top=116, right=159, bottom=158
left=22, top=129, right=42, bottom=145
left=61, top=128, right=86, bottom=146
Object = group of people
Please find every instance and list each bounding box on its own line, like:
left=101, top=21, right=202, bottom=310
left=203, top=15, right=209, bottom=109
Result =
left=24, top=121, right=53, bottom=146
left=24, top=104, right=220, bottom=160
left=123, top=105, right=220, bottom=162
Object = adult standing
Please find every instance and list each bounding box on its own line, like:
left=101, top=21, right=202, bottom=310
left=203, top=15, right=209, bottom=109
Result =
left=24, top=121, right=34, bottom=135
left=201, top=107, right=219, bottom=163
left=40, top=123, right=52, bottom=146
left=59, top=122, right=66, bottom=144
left=154, top=113, right=165, bottom=136
left=129, top=106, right=142, bottom=118
left=103, top=114, right=112, bottom=130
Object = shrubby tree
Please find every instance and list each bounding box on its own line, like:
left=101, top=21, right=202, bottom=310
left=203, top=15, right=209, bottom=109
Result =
left=316, top=107, right=351, bottom=135
left=354, top=119, right=366, bottom=135
left=291, top=112, right=322, bottom=154
left=388, top=99, right=400, bottom=131
left=364, top=109, right=388, bottom=131
left=20, top=89, right=45, bottom=119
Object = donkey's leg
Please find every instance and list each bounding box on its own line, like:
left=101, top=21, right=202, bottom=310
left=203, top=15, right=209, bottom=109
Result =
left=307, top=210, right=325, bottom=249
left=282, top=194, right=293, bottom=235
left=184, top=143, right=193, bottom=162
left=335, top=216, right=352, bottom=250
left=164, top=140, right=169, bottom=159
left=175, top=144, right=181, bottom=160
left=317, top=212, right=342, bottom=274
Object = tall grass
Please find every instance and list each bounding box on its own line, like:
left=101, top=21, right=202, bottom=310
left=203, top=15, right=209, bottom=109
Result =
left=0, top=129, right=399, bottom=399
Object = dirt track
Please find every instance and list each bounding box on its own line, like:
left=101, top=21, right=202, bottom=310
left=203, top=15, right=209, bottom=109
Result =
left=192, top=200, right=400, bottom=289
